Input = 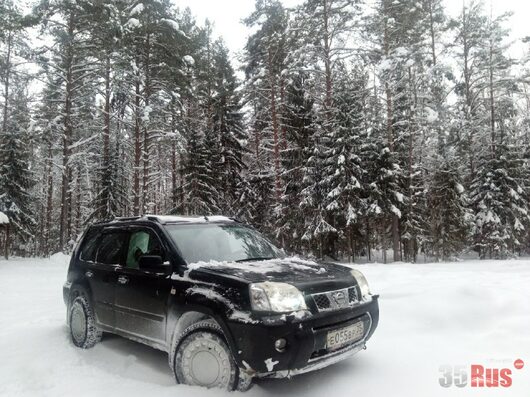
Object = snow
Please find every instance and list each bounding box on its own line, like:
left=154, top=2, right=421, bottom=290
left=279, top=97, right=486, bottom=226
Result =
left=129, top=3, right=144, bottom=16
left=144, top=214, right=235, bottom=223
left=183, top=55, right=195, bottom=66
left=182, top=256, right=323, bottom=275
left=425, top=108, right=439, bottom=123
left=185, top=286, right=258, bottom=324
left=1, top=256, right=529, bottom=396
left=378, top=58, right=394, bottom=72
left=0, top=211, right=9, bottom=224
left=264, top=358, right=279, bottom=372
left=161, top=18, right=180, bottom=32
left=142, top=105, right=152, bottom=123
left=394, top=47, right=408, bottom=57
left=126, top=18, right=140, bottom=28
left=390, top=204, right=402, bottom=218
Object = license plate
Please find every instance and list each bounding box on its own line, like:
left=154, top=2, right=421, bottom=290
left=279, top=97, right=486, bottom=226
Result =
left=326, top=321, right=364, bottom=350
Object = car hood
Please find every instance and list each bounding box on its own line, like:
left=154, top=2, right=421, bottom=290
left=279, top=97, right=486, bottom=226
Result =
left=186, top=257, right=355, bottom=290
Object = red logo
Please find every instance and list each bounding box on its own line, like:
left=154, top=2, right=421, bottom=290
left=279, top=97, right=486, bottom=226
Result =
left=440, top=360, right=525, bottom=388
left=470, top=365, right=512, bottom=387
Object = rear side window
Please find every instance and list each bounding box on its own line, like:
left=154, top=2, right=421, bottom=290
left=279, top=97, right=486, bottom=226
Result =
left=80, top=230, right=100, bottom=262
left=96, top=231, right=127, bottom=265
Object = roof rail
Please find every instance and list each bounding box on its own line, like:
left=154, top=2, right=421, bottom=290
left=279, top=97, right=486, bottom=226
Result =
left=94, top=215, right=238, bottom=225
left=113, top=216, right=143, bottom=222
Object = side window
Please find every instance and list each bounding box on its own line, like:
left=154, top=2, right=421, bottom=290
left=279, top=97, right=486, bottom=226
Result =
left=126, top=229, right=164, bottom=269
left=80, top=230, right=100, bottom=262
left=96, top=231, right=127, bottom=265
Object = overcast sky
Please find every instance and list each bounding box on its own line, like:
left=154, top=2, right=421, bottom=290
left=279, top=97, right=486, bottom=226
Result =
left=175, top=0, right=530, bottom=59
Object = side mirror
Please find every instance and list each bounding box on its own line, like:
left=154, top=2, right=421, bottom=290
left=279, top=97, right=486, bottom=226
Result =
left=138, top=255, right=170, bottom=274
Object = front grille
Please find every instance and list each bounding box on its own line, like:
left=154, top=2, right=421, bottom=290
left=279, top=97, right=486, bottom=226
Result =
left=313, top=294, right=332, bottom=310
left=348, top=287, right=359, bottom=302
left=312, top=286, right=359, bottom=312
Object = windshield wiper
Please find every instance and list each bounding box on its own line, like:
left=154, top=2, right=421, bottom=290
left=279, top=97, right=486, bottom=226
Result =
left=235, top=257, right=274, bottom=263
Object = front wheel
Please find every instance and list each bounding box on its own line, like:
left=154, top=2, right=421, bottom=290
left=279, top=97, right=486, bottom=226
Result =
left=69, top=294, right=102, bottom=349
left=172, top=320, right=252, bottom=391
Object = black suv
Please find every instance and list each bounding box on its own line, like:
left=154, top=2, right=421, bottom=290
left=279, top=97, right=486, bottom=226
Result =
left=63, top=215, right=379, bottom=390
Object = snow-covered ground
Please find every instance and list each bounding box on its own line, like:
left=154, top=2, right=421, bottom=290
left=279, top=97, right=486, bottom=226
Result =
left=1, top=255, right=529, bottom=396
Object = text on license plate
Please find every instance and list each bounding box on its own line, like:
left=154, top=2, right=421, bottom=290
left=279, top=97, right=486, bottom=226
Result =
left=326, top=321, right=364, bottom=350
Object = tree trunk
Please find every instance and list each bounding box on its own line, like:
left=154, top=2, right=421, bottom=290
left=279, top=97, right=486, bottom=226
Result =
left=488, top=33, right=496, bottom=157
left=382, top=11, right=400, bottom=263
left=133, top=75, right=142, bottom=215
left=101, top=53, right=111, bottom=218
left=322, top=0, right=333, bottom=111
left=59, top=16, right=74, bottom=250
left=383, top=12, right=400, bottom=262
left=75, top=168, right=82, bottom=236
left=142, top=32, right=152, bottom=213
left=171, top=142, right=177, bottom=209
left=382, top=222, right=387, bottom=264
left=2, top=30, right=12, bottom=134
left=366, top=219, right=371, bottom=262
left=44, top=142, right=54, bottom=255
left=268, top=50, right=281, bottom=201
left=428, top=0, right=437, bottom=67
left=279, top=75, right=287, bottom=150
left=4, top=224, right=9, bottom=260
left=461, top=4, right=475, bottom=179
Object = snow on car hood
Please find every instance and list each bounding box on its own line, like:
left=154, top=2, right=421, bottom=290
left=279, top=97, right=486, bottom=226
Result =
left=184, top=256, right=352, bottom=284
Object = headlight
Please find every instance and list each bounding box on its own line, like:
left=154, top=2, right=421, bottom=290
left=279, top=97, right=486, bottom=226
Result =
left=350, top=269, right=371, bottom=299
left=249, top=282, right=307, bottom=312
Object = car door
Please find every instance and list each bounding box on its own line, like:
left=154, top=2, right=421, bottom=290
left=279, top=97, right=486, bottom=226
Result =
left=114, top=226, right=172, bottom=344
left=82, top=228, right=128, bottom=329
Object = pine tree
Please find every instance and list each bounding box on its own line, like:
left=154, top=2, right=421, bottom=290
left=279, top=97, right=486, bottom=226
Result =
left=450, top=0, right=487, bottom=183
left=36, top=0, right=99, bottom=249
left=243, top=0, right=289, bottom=208
left=89, top=0, right=128, bottom=220
left=122, top=0, right=185, bottom=214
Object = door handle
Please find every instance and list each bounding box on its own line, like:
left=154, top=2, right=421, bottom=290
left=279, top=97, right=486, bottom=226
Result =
left=117, top=275, right=129, bottom=285
left=85, top=271, right=93, bottom=278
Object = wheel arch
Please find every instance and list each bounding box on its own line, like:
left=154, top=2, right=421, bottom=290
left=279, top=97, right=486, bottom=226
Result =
left=167, top=304, right=240, bottom=369
left=66, top=281, right=93, bottom=326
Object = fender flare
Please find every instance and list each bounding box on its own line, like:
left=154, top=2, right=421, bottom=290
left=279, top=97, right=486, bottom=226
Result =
left=67, top=282, right=93, bottom=325
left=166, top=300, right=243, bottom=368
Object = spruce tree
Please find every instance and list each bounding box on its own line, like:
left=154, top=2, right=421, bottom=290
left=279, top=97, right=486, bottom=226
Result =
left=0, top=80, right=36, bottom=251
left=426, top=155, right=470, bottom=260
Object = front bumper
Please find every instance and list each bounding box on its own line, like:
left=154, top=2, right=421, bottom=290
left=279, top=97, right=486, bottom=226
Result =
left=226, top=295, right=379, bottom=376
left=63, top=282, right=72, bottom=324
left=260, top=333, right=368, bottom=378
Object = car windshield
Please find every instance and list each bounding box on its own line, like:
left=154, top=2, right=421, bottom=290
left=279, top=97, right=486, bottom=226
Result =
left=165, top=223, right=284, bottom=264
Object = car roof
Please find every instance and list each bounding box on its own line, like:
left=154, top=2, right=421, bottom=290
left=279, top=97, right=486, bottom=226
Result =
left=93, top=214, right=238, bottom=228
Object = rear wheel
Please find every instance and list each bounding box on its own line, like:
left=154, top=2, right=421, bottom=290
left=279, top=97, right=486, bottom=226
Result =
left=171, top=320, right=253, bottom=391
left=69, top=294, right=102, bottom=349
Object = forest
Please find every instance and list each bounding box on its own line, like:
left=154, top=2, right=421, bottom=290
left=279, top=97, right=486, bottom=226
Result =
left=0, top=0, right=529, bottom=262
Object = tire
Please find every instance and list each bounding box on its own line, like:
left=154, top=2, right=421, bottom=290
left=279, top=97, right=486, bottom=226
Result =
left=69, top=294, right=102, bottom=349
left=171, top=320, right=253, bottom=391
